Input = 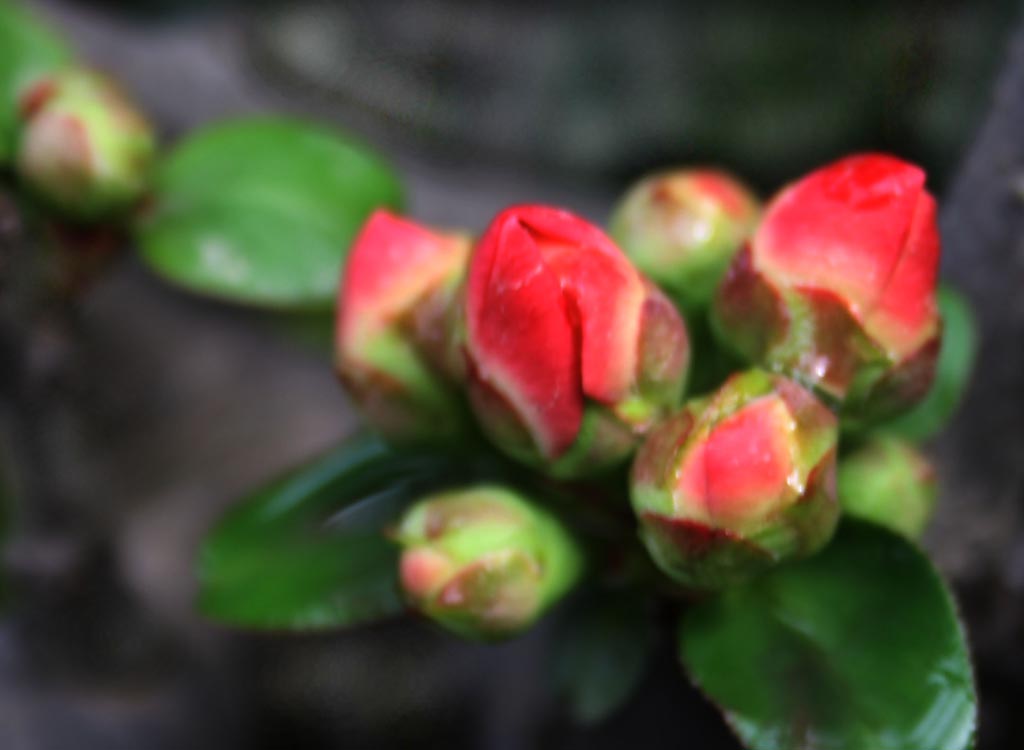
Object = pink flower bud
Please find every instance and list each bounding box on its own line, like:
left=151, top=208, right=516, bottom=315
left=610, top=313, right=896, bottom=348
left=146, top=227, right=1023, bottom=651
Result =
left=464, top=205, right=690, bottom=477
left=609, top=169, right=760, bottom=312
left=336, top=210, right=472, bottom=441
left=395, top=486, right=582, bottom=640
left=713, top=154, right=940, bottom=423
left=631, top=369, right=839, bottom=589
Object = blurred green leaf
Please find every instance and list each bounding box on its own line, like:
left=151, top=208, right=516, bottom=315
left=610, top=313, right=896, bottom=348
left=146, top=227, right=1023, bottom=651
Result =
left=678, top=520, right=975, bottom=750
left=198, top=433, right=471, bottom=631
left=881, top=285, right=978, bottom=442
left=137, top=118, right=404, bottom=310
left=0, top=1, right=72, bottom=163
left=554, top=592, right=653, bottom=724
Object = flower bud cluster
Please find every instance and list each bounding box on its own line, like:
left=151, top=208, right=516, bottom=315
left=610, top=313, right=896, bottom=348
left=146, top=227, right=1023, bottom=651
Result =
left=338, top=153, right=948, bottom=632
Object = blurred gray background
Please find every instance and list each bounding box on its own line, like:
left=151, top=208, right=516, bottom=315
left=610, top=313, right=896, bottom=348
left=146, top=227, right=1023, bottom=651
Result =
left=2, top=1, right=1023, bottom=748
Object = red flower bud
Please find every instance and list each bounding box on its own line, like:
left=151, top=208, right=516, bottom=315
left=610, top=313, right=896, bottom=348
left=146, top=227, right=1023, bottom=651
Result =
left=610, top=169, right=760, bottom=312
left=713, top=154, right=941, bottom=423
left=631, top=369, right=839, bottom=589
left=336, top=210, right=472, bottom=441
left=464, top=205, right=690, bottom=477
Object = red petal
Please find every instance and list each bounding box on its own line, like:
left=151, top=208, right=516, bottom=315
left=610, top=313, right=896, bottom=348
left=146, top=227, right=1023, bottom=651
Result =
left=754, top=154, right=927, bottom=329
left=677, top=397, right=794, bottom=523
left=466, top=211, right=583, bottom=458
left=540, top=241, right=645, bottom=402
left=867, top=192, right=940, bottom=356
left=507, top=204, right=622, bottom=259
left=516, top=206, right=645, bottom=403
left=338, top=210, right=467, bottom=355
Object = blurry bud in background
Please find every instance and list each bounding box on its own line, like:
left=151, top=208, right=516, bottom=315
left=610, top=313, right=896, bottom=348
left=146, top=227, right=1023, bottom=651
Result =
left=395, top=485, right=582, bottom=640
left=15, top=68, right=155, bottom=220
left=838, top=436, right=936, bottom=540
left=609, top=168, right=760, bottom=313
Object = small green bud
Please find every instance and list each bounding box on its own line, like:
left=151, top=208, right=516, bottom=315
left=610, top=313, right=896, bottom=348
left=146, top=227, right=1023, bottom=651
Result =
left=838, top=436, right=936, bottom=539
left=395, top=486, right=582, bottom=640
left=609, top=169, right=760, bottom=313
left=15, top=69, right=156, bottom=219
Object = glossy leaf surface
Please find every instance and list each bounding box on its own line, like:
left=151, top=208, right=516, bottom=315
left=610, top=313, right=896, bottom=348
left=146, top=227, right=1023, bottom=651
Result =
left=138, top=118, right=404, bottom=309
left=679, top=520, right=975, bottom=750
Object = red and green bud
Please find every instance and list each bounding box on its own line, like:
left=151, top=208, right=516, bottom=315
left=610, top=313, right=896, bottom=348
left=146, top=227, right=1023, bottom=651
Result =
left=336, top=210, right=472, bottom=442
left=630, top=369, right=839, bottom=590
left=838, top=436, right=936, bottom=539
left=712, top=154, right=941, bottom=424
left=464, top=205, right=690, bottom=478
left=395, top=485, right=583, bottom=640
left=609, top=169, right=760, bottom=312
left=15, top=69, right=155, bottom=219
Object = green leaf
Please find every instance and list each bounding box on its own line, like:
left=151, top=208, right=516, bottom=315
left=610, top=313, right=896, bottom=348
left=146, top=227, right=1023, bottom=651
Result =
left=137, top=117, right=404, bottom=310
left=0, top=1, right=72, bottom=163
left=678, top=520, right=976, bottom=750
left=197, top=433, right=464, bottom=631
left=554, top=592, right=653, bottom=724
left=881, top=285, right=978, bottom=442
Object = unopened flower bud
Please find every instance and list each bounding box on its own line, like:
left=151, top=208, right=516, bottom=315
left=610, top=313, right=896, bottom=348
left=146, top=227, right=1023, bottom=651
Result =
left=631, top=369, right=839, bottom=589
left=712, top=154, right=941, bottom=425
left=336, top=210, right=472, bottom=442
left=15, top=69, right=155, bottom=219
left=464, top=205, right=690, bottom=478
left=838, top=436, right=936, bottom=539
left=395, top=485, right=582, bottom=640
left=609, top=169, right=760, bottom=312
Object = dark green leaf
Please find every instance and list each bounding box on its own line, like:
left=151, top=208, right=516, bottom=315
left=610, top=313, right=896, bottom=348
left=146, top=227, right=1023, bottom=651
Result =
left=0, top=1, right=72, bottom=162
left=881, top=285, right=978, bottom=442
left=554, top=592, right=653, bottom=724
left=197, top=433, right=465, bottom=631
left=679, top=520, right=976, bottom=750
left=137, top=118, right=404, bottom=309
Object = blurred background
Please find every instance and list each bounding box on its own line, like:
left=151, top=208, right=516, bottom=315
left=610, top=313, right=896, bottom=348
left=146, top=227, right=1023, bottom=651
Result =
left=1, top=0, right=1023, bottom=748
